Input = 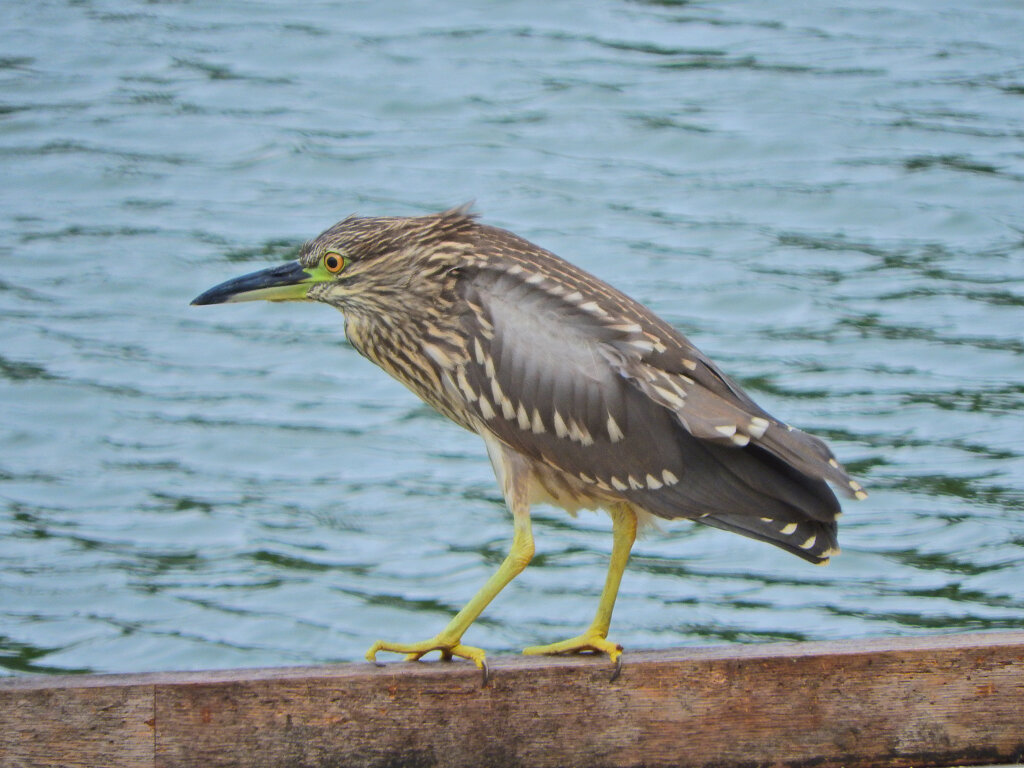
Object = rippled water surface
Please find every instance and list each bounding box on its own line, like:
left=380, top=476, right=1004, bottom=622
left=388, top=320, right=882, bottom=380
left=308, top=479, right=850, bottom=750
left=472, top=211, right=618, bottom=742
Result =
left=2, top=1, right=1022, bottom=675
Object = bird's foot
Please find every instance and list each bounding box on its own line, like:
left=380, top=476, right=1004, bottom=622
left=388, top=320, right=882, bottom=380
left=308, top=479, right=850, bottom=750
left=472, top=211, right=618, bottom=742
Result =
left=366, top=637, right=490, bottom=685
left=523, top=631, right=624, bottom=681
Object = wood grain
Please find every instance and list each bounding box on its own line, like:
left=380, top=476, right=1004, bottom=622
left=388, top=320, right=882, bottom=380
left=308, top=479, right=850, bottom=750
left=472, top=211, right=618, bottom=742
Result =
left=3, top=633, right=1024, bottom=768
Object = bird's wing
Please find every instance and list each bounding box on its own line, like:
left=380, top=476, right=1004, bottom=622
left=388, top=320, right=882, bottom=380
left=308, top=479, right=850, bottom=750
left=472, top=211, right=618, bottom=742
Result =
left=614, top=334, right=862, bottom=498
left=449, top=260, right=857, bottom=562
left=455, top=265, right=681, bottom=495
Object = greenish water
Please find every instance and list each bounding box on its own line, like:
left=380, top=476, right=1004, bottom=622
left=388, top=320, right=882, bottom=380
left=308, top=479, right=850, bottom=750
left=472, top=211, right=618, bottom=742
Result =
left=1, top=1, right=1022, bottom=676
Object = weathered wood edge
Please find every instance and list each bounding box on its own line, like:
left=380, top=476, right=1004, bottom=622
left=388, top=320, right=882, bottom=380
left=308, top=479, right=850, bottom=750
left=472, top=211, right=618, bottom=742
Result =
left=4, top=630, right=1021, bottom=691
left=3, top=631, right=1024, bottom=768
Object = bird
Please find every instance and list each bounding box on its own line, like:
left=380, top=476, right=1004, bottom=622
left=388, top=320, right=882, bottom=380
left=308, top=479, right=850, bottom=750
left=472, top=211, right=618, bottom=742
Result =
left=192, top=205, right=866, bottom=682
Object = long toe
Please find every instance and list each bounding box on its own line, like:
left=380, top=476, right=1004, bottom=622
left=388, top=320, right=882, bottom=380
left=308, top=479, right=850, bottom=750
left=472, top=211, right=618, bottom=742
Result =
left=523, top=632, right=623, bottom=665
left=366, top=638, right=487, bottom=670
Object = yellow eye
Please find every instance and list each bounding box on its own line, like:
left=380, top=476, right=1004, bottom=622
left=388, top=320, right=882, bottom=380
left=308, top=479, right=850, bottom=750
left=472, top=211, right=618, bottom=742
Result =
left=323, top=252, right=345, bottom=274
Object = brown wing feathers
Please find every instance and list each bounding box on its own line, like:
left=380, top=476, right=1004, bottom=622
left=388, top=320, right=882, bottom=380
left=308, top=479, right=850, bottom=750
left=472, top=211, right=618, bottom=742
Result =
left=455, top=229, right=856, bottom=562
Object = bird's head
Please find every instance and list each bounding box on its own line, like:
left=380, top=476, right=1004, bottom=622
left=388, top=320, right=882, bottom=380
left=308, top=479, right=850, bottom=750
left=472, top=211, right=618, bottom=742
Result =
left=191, top=207, right=476, bottom=319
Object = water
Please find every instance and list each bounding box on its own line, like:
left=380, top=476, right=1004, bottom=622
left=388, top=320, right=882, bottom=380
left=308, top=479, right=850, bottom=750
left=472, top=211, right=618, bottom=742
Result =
left=1, top=0, right=1022, bottom=676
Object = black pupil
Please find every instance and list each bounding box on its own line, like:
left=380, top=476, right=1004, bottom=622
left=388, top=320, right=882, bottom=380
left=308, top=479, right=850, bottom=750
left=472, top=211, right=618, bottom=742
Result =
left=326, top=255, right=339, bottom=270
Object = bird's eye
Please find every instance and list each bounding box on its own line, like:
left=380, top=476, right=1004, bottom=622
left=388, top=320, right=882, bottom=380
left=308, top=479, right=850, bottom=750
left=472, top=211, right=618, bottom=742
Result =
left=323, top=252, right=346, bottom=274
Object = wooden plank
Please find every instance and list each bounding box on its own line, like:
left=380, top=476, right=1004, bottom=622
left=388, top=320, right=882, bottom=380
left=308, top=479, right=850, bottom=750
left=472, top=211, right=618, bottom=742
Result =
left=1, top=680, right=153, bottom=768
left=2, top=632, right=1024, bottom=768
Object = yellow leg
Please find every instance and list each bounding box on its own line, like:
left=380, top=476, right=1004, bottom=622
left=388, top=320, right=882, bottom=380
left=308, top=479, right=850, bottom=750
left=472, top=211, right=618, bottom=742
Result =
left=365, top=504, right=534, bottom=672
left=523, top=505, right=637, bottom=668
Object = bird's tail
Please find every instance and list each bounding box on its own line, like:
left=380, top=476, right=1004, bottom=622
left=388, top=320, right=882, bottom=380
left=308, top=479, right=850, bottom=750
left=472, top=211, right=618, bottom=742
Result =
left=696, top=512, right=839, bottom=564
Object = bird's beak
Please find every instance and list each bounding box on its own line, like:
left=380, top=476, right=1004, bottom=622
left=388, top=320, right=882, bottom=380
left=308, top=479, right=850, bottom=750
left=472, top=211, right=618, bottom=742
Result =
left=191, top=261, right=319, bottom=305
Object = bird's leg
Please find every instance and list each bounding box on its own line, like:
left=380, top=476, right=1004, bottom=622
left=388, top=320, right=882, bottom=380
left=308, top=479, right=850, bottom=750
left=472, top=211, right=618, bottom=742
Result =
left=523, top=504, right=637, bottom=673
left=366, top=469, right=534, bottom=675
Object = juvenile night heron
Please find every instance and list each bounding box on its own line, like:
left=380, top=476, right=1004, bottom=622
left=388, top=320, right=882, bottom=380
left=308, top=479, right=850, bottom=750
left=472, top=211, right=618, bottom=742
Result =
left=193, top=206, right=865, bottom=678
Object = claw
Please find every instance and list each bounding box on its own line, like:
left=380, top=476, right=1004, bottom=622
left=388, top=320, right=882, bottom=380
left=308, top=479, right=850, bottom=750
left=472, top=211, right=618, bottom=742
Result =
left=480, top=658, right=491, bottom=688
left=609, top=654, right=623, bottom=683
